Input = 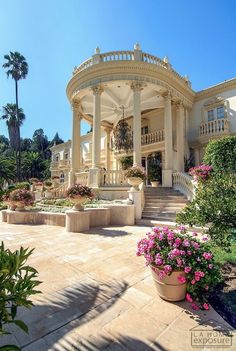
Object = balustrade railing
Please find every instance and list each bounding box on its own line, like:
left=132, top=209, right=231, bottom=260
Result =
left=59, top=160, right=70, bottom=168
left=52, top=182, right=68, bottom=198
left=172, top=172, right=194, bottom=200
left=75, top=171, right=89, bottom=186
left=199, top=118, right=229, bottom=137
left=141, top=130, right=165, bottom=145
left=73, top=50, right=187, bottom=83
left=100, top=169, right=128, bottom=187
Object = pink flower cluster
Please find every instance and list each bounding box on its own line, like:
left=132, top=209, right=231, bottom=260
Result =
left=189, top=164, right=213, bottom=181
left=136, top=226, right=220, bottom=311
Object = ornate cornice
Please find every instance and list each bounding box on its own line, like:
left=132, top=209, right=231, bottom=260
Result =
left=195, top=78, right=236, bottom=102
left=71, top=98, right=81, bottom=111
left=130, top=81, right=144, bottom=92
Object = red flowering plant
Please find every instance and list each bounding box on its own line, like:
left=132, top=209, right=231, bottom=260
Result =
left=137, top=226, right=221, bottom=310
left=189, top=164, right=213, bottom=181
left=9, top=189, right=35, bottom=206
left=66, top=184, right=93, bottom=200
left=125, top=166, right=146, bottom=180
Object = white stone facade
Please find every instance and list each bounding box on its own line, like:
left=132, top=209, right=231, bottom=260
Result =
left=50, top=45, right=236, bottom=189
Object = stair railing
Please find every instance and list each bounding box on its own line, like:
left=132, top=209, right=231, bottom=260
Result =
left=172, top=172, right=194, bottom=201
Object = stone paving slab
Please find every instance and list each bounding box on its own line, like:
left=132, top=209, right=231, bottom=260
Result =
left=0, top=219, right=235, bottom=351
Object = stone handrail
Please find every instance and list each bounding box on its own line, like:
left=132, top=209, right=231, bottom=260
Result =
left=100, top=51, right=134, bottom=61
left=172, top=172, right=194, bottom=200
left=75, top=171, right=89, bottom=186
left=52, top=182, right=69, bottom=198
left=73, top=50, right=187, bottom=83
left=100, top=169, right=128, bottom=187
left=59, top=160, right=70, bottom=167
left=141, top=129, right=165, bottom=145
left=199, top=118, right=229, bottom=137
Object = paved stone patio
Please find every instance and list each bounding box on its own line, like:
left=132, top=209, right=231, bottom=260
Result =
left=0, top=219, right=235, bottom=351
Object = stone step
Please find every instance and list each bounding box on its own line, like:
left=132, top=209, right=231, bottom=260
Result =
left=142, top=211, right=177, bottom=218
left=136, top=219, right=206, bottom=234
left=143, top=206, right=185, bottom=211
left=144, top=196, right=187, bottom=201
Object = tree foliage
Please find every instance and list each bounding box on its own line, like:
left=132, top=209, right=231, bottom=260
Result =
left=203, top=136, right=236, bottom=173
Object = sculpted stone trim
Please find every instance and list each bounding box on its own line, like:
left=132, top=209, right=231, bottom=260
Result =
left=195, top=78, right=236, bottom=102
left=162, top=90, right=172, bottom=100
left=130, top=81, right=144, bottom=92
left=67, top=61, right=194, bottom=104
left=71, top=98, right=81, bottom=111
left=91, top=84, right=104, bottom=95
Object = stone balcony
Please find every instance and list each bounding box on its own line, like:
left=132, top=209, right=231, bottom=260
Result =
left=199, top=118, right=229, bottom=141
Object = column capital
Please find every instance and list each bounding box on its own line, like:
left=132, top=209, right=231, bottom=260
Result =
left=130, top=81, right=144, bottom=92
left=162, top=90, right=172, bottom=101
left=92, top=84, right=104, bottom=95
left=71, top=98, right=81, bottom=111
left=175, top=100, right=185, bottom=111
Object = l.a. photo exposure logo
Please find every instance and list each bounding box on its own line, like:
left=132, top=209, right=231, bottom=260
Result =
left=190, top=320, right=233, bottom=348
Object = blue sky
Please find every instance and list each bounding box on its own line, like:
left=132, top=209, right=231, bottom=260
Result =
left=0, top=0, right=235, bottom=141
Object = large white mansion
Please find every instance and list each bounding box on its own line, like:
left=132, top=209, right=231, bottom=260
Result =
left=50, top=44, right=236, bottom=197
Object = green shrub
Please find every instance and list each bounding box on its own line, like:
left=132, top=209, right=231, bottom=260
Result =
left=0, top=243, right=41, bottom=349
left=203, top=136, right=236, bottom=172
left=120, top=156, right=133, bottom=170
left=176, top=173, right=236, bottom=250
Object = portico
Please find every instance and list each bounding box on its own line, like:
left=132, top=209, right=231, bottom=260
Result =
left=65, top=44, right=194, bottom=189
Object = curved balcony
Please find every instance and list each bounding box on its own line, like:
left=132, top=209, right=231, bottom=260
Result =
left=72, top=49, right=190, bottom=86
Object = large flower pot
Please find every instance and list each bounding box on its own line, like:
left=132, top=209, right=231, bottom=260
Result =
left=15, top=201, right=26, bottom=211
left=151, top=181, right=160, bottom=188
left=150, top=265, right=186, bottom=301
left=70, top=197, right=87, bottom=211
left=127, top=177, right=143, bottom=191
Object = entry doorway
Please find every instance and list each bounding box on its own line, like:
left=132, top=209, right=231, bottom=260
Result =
left=147, top=152, right=162, bottom=185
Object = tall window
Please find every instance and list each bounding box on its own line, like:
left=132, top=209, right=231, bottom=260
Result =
left=60, top=172, right=64, bottom=183
left=217, top=106, right=224, bottom=119
left=207, top=109, right=214, bottom=122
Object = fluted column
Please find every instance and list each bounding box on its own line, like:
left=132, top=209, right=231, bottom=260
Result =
left=161, top=92, right=173, bottom=187
left=92, top=85, right=103, bottom=168
left=176, top=102, right=185, bottom=172
left=69, top=99, right=81, bottom=186
left=105, top=128, right=111, bottom=171
left=131, top=82, right=143, bottom=166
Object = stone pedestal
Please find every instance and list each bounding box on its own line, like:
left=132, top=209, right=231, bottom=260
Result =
left=88, top=168, right=101, bottom=188
left=34, top=191, right=42, bottom=200
left=2, top=210, right=7, bottom=222
left=128, top=189, right=142, bottom=220
left=65, top=210, right=90, bottom=233
left=162, top=169, right=173, bottom=187
left=87, top=208, right=111, bottom=227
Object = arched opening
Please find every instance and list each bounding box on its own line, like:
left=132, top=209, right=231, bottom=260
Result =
left=147, top=152, right=162, bottom=185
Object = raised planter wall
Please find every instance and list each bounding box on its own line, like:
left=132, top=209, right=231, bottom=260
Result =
left=1, top=204, right=135, bottom=231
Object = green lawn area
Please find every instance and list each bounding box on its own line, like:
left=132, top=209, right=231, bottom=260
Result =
left=211, top=243, right=236, bottom=265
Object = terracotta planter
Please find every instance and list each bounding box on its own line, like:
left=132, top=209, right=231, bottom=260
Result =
left=69, top=196, right=87, bottom=211
left=151, top=181, right=160, bottom=187
left=6, top=201, right=17, bottom=211
left=127, top=177, right=143, bottom=191
left=150, top=265, right=186, bottom=301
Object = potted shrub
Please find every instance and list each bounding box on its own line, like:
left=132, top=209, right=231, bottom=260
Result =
left=125, top=166, right=146, bottom=190
left=43, top=180, right=54, bottom=199
left=35, top=181, right=43, bottom=191
left=9, top=189, right=35, bottom=211
left=148, top=165, right=162, bottom=187
left=66, top=184, right=93, bottom=211
left=137, top=226, right=221, bottom=308
left=3, top=192, right=16, bottom=211
left=0, top=242, right=41, bottom=349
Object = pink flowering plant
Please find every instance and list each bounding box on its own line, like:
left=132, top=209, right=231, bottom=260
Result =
left=189, top=164, right=213, bottom=181
left=125, top=166, right=146, bottom=180
left=9, top=189, right=35, bottom=206
left=137, top=226, right=221, bottom=310
left=66, top=184, right=93, bottom=199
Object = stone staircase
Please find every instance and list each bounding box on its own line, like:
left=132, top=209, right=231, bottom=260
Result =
left=141, top=187, right=188, bottom=222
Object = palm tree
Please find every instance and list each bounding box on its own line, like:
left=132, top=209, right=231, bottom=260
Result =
left=21, top=151, right=44, bottom=179
left=0, top=155, right=15, bottom=188
left=1, top=104, right=25, bottom=177
left=3, top=51, right=28, bottom=180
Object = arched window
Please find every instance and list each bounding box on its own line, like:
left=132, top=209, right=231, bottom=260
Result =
left=60, top=172, right=64, bottom=183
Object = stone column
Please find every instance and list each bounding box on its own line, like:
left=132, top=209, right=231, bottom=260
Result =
left=105, top=128, right=111, bottom=171
left=69, top=99, right=81, bottom=186
left=162, top=92, right=173, bottom=187
left=131, top=82, right=143, bottom=166
left=176, top=102, right=185, bottom=172
left=185, top=108, right=190, bottom=158
left=89, top=85, right=103, bottom=188
left=92, top=85, right=103, bottom=168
